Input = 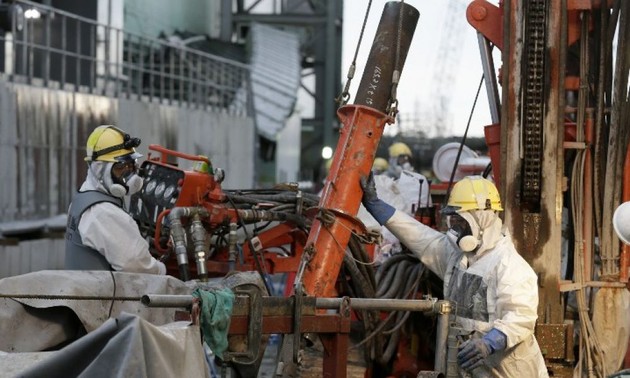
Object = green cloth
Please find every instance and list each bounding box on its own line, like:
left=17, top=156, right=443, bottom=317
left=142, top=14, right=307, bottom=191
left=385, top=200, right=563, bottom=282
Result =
left=192, top=287, right=235, bottom=359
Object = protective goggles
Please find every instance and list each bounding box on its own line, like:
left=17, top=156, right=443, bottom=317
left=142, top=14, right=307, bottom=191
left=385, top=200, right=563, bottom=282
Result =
left=112, top=160, right=138, bottom=180
left=446, top=214, right=472, bottom=237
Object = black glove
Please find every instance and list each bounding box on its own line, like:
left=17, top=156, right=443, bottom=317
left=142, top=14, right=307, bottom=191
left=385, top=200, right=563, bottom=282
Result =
left=360, top=172, right=395, bottom=225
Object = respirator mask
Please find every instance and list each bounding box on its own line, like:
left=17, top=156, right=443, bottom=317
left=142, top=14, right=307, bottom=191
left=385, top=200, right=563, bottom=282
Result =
left=446, top=213, right=480, bottom=252
left=105, top=160, right=143, bottom=198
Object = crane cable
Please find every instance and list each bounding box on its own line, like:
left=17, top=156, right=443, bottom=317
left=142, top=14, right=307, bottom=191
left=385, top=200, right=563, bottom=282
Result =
left=336, top=0, right=408, bottom=116
left=336, top=0, right=373, bottom=107
left=444, top=74, right=485, bottom=202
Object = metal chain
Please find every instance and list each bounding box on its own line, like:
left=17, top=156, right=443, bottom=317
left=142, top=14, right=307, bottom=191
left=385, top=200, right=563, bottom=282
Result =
left=355, top=229, right=382, bottom=245
left=336, top=0, right=373, bottom=107
left=317, top=207, right=382, bottom=246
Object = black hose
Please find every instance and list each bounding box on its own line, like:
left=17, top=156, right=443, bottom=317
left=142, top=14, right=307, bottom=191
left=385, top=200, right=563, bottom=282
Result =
left=375, top=253, right=409, bottom=283
left=348, top=236, right=377, bottom=293
left=375, top=262, right=398, bottom=297
left=226, top=193, right=319, bottom=207
left=377, top=258, right=411, bottom=298
left=352, top=309, right=397, bottom=350
left=343, top=252, right=375, bottom=298
left=226, top=188, right=320, bottom=203
left=398, top=263, right=422, bottom=299
left=379, top=259, right=415, bottom=299
left=383, top=308, right=411, bottom=336
left=378, top=317, right=401, bottom=365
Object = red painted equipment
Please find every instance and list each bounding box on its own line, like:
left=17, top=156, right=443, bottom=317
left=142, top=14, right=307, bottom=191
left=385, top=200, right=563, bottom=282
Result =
left=300, top=1, right=419, bottom=299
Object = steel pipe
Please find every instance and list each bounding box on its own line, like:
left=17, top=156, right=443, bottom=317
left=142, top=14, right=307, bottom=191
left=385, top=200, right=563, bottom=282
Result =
left=354, top=1, right=419, bottom=113
left=142, top=294, right=450, bottom=315
left=434, top=302, right=452, bottom=374
left=315, top=297, right=446, bottom=313
left=141, top=294, right=194, bottom=308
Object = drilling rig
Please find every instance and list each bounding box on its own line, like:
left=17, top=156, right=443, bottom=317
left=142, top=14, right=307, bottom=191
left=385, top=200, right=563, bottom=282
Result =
left=126, top=0, right=630, bottom=376
left=467, top=1, right=630, bottom=376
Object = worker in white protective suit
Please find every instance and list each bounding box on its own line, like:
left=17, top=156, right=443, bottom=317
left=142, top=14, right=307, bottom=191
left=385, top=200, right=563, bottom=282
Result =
left=386, top=142, right=414, bottom=179
left=358, top=168, right=432, bottom=264
left=360, top=174, right=548, bottom=377
left=372, top=157, right=390, bottom=176
left=65, top=125, right=166, bottom=274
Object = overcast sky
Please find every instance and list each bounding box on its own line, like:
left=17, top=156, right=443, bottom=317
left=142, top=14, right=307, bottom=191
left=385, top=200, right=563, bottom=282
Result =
left=342, top=0, right=499, bottom=138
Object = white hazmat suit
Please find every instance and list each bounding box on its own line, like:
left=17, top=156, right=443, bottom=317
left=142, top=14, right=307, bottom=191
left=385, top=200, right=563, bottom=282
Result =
left=71, top=161, right=166, bottom=275
left=361, top=174, right=549, bottom=376
left=384, top=209, right=548, bottom=377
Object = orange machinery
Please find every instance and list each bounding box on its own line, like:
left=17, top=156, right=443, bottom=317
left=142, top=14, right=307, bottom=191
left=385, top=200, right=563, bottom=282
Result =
left=128, top=2, right=420, bottom=295
left=126, top=3, right=429, bottom=376
left=129, top=144, right=311, bottom=282
left=298, top=1, right=419, bottom=299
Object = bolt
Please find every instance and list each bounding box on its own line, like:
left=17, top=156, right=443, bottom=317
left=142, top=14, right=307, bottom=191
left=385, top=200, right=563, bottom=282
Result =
left=471, top=5, right=488, bottom=21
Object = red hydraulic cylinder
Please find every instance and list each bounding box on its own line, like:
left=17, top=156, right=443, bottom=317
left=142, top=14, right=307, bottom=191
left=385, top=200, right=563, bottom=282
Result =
left=299, top=1, right=419, bottom=298
left=301, top=105, right=391, bottom=297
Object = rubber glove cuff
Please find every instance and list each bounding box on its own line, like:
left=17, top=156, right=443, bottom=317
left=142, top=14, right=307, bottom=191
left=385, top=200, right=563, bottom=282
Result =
left=483, top=328, right=507, bottom=353
left=363, top=198, right=396, bottom=225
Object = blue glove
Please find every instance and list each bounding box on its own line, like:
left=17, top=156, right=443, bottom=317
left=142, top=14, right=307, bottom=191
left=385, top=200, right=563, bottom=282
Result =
left=360, top=173, right=395, bottom=225
left=457, top=328, right=507, bottom=371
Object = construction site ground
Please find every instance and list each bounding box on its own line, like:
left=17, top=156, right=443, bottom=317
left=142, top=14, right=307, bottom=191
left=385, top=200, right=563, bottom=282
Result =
left=259, top=336, right=367, bottom=377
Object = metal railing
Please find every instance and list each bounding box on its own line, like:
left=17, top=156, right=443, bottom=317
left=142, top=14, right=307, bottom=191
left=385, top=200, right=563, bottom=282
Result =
left=0, top=0, right=251, bottom=116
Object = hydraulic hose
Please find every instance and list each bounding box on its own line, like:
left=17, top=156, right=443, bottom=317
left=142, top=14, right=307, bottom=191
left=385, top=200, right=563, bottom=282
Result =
left=236, top=209, right=305, bottom=228
left=375, top=253, right=409, bottom=283
left=343, top=252, right=376, bottom=298
left=167, top=207, right=210, bottom=282
left=190, top=213, right=208, bottom=281
left=377, top=258, right=412, bottom=298
left=226, top=192, right=319, bottom=208
left=348, top=235, right=377, bottom=291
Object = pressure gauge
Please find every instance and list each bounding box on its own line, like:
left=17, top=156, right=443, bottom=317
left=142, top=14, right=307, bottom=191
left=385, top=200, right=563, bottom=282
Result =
left=145, top=179, right=157, bottom=195
left=163, top=184, right=177, bottom=201
left=154, top=182, right=166, bottom=198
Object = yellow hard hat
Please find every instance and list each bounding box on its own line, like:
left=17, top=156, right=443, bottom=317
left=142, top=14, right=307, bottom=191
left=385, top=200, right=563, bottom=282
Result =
left=445, top=175, right=503, bottom=213
left=85, top=125, right=142, bottom=162
left=388, top=142, right=412, bottom=158
left=372, top=157, right=389, bottom=171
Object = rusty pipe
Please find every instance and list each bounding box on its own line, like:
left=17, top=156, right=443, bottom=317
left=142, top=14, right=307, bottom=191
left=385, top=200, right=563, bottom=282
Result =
left=299, top=106, right=391, bottom=298
left=300, top=2, right=418, bottom=299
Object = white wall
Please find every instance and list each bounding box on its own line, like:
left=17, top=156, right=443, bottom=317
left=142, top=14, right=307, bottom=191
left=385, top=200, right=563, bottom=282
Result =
left=275, top=110, right=302, bottom=183
left=0, top=82, right=256, bottom=222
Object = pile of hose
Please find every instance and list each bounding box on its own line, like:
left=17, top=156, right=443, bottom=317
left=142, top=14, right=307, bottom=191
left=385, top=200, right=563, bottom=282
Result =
left=374, top=253, right=425, bottom=365
left=340, top=238, right=430, bottom=367
left=225, top=189, right=428, bottom=367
